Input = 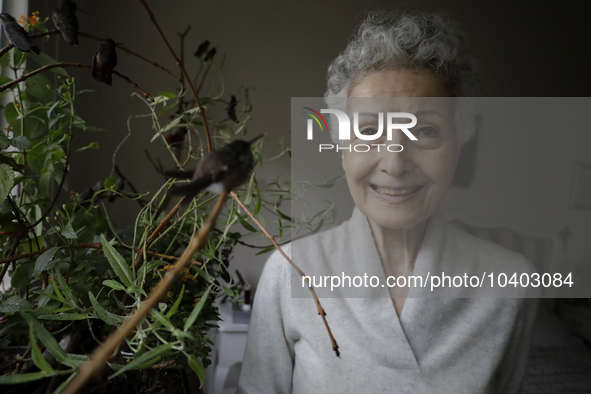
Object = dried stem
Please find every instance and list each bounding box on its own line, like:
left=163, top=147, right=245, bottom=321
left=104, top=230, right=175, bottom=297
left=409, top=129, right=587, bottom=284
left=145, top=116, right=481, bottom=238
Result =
left=0, top=242, right=200, bottom=266
left=230, top=191, right=340, bottom=357
left=136, top=0, right=212, bottom=152
left=62, top=191, right=228, bottom=394
left=0, top=62, right=153, bottom=101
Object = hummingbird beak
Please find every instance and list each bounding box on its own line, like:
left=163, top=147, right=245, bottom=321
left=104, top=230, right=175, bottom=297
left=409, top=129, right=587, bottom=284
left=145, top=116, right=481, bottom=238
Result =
left=248, top=134, right=264, bottom=145
left=77, top=8, right=88, bottom=14
left=115, top=42, right=125, bottom=47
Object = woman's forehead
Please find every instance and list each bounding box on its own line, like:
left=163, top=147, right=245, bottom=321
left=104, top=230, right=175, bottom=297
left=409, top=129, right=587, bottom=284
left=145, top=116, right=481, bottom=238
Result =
left=349, top=68, right=449, bottom=98
left=345, top=96, right=454, bottom=118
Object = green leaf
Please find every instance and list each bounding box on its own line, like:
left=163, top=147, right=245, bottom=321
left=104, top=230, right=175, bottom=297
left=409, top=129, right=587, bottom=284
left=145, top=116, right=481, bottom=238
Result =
left=254, top=180, right=262, bottom=214
left=76, top=142, right=99, bottom=152
left=150, top=309, right=174, bottom=331
left=39, top=169, right=52, bottom=197
left=4, top=102, right=19, bottom=124
left=221, top=284, right=234, bottom=297
left=276, top=209, right=293, bottom=223
left=0, top=163, right=14, bottom=206
left=166, top=284, right=185, bottom=318
left=187, top=355, right=205, bottom=388
left=88, top=291, right=119, bottom=326
left=0, top=296, right=32, bottom=312
left=244, top=173, right=254, bottom=205
left=29, top=52, right=69, bottom=77
left=108, top=356, right=162, bottom=372
left=29, top=322, right=54, bottom=372
left=54, top=269, right=77, bottom=307
left=184, top=286, right=212, bottom=331
left=0, top=369, right=73, bottom=384
left=236, top=210, right=256, bottom=232
left=11, top=135, right=31, bottom=150
left=61, top=222, right=77, bottom=239
left=37, top=313, right=88, bottom=321
left=103, top=177, right=117, bottom=190
left=51, top=279, right=66, bottom=302
left=155, top=91, right=176, bottom=99
left=26, top=73, right=53, bottom=102
left=102, top=279, right=126, bottom=292
left=255, top=245, right=275, bottom=256
left=100, top=234, right=134, bottom=288
left=108, top=343, right=173, bottom=379
left=0, top=132, right=10, bottom=149
left=20, top=312, right=72, bottom=367
left=34, top=247, right=60, bottom=277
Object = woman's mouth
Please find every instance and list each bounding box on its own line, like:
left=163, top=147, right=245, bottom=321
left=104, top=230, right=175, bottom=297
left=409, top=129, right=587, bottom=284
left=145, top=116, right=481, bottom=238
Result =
left=369, top=184, right=424, bottom=203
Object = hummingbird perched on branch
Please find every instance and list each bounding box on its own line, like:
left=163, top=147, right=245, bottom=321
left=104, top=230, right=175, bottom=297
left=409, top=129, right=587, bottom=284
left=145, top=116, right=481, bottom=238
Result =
left=52, top=0, right=80, bottom=46
left=0, top=13, right=40, bottom=54
left=92, top=38, right=118, bottom=85
left=166, top=135, right=263, bottom=207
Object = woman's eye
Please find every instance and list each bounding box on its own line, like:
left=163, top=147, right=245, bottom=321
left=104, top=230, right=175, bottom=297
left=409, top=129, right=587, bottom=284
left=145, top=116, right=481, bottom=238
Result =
left=360, top=128, right=379, bottom=135
left=416, top=126, right=439, bottom=138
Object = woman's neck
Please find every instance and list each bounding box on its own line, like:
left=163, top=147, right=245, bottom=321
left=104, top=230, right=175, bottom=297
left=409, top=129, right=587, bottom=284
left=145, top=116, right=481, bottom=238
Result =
left=367, top=218, right=428, bottom=277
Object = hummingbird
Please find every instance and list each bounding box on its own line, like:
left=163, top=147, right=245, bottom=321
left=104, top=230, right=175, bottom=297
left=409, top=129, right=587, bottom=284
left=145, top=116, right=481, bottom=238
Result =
left=203, top=47, right=216, bottom=62
left=166, top=135, right=263, bottom=207
left=226, top=95, right=238, bottom=123
left=194, top=40, right=209, bottom=58
left=0, top=13, right=40, bottom=54
left=91, top=38, right=118, bottom=85
left=52, top=0, right=80, bottom=46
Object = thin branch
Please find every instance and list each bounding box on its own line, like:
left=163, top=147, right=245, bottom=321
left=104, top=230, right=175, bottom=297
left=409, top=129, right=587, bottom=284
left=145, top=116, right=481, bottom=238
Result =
left=136, top=0, right=212, bottom=152
left=0, top=242, right=200, bottom=266
left=62, top=191, right=228, bottom=394
left=0, top=62, right=153, bottom=101
left=231, top=191, right=340, bottom=357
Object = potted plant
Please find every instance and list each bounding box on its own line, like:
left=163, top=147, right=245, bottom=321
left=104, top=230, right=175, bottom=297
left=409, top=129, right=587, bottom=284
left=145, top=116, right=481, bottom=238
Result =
left=0, top=4, right=333, bottom=393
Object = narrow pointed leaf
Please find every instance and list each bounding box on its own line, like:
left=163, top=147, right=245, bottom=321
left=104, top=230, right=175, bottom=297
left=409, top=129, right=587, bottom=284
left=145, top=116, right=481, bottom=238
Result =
left=187, top=355, right=205, bottom=388
left=100, top=234, right=134, bottom=288
left=29, top=323, right=54, bottom=372
left=34, top=247, right=59, bottom=277
left=184, top=286, right=212, bottom=331
left=108, top=343, right=173, bottom=379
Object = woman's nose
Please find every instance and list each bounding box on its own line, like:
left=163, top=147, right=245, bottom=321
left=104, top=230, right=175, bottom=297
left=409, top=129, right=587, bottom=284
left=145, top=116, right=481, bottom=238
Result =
left=377, top=141, right=415, bottom=178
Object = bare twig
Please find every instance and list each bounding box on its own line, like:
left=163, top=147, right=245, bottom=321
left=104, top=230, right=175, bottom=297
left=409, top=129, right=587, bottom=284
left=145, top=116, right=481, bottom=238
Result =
left=0, top=62, right=153, bottom=101
left=62, top=191, right=228, bottom=394
left=0, top=242, right=200, bottom=266
left=136, top=0, right=212, bottom=152
left=231, top=191, right=340, bottom=357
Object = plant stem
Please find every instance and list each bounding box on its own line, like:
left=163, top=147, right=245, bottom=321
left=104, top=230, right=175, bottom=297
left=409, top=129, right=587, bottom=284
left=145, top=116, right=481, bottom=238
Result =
left=62, top=191, right=228, bottom=394
left=230, top=191, right=340, bottom=357
left=136, top=0, right=212, bottom=152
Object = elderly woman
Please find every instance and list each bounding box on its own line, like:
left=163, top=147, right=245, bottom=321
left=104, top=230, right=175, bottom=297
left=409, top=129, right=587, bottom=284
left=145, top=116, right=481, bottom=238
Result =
left=238, top=10, right=538, bottom=394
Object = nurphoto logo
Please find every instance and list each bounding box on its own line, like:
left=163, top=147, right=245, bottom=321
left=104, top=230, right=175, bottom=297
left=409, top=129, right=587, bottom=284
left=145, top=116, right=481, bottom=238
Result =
left=303, top=108, right=417, bottom=152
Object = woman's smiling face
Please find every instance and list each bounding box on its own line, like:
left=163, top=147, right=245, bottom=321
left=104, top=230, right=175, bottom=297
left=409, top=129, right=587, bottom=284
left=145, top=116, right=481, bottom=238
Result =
left=342, top=68, right=459, bottom=230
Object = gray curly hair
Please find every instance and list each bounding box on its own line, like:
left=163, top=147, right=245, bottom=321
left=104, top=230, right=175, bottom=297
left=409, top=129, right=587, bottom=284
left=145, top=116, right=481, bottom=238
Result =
left=325, top=10, right=480, bottom=146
